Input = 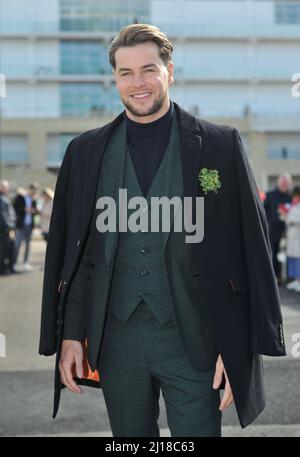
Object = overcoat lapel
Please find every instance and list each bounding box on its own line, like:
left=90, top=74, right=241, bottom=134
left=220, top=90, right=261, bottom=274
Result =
left=176, top=104, right=204, bottom=227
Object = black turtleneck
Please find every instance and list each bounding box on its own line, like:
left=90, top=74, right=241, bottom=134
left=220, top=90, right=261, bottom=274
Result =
left=124, top=100, right=174, bottom=197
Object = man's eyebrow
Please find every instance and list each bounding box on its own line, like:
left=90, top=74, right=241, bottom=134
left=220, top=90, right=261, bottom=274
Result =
left=118, top=63, right=159, bottom=73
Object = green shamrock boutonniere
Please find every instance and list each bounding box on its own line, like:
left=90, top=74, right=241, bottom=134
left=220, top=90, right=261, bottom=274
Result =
left=198, top=167, right=222, bottom=195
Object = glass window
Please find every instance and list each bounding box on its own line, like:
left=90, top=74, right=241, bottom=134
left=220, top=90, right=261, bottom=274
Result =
left=267, top=133, right=300, bottom=159
left=0, top=135, right=28, bottom=164
left=275, top=2, right=300, bottom=24
left=60, top=82, right=123, bottom=116
left=60, top=41, right=111, bottom=74
left=60, top=0, right=150, bottom=32
left=47, top=133, right=79, bottom=166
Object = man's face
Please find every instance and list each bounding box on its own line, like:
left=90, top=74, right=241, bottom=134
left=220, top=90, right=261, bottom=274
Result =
left=278, top=177, right=291, bottom=193
left=114, top=41, right=174, bottom=122
left=0, top=181, right=9, bottom=194
left=28, top=187, right=36, bottom=197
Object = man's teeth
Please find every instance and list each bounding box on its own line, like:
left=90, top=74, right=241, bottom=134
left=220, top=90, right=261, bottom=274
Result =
left=132, top=93, right=150, bottom=98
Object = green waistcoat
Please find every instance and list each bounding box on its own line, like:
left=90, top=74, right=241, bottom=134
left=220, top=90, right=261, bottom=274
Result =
left=101, top=112, right=182, bottom=324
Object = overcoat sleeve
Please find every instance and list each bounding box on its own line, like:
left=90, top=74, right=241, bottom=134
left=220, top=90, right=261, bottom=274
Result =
left=38, top=139, right=74, bottom=355
left=232, top=128, right=286, bottom=356
left=62, top=231, right=93, bottom=341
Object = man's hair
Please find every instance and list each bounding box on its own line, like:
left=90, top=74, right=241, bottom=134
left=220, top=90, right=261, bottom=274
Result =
left=109, top=23, right=173, bottom=69
left=29, top=183, right=38, bottom=191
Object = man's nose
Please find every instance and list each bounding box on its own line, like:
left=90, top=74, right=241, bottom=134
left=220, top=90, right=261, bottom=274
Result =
left=132, top=73, right=146, bottom=86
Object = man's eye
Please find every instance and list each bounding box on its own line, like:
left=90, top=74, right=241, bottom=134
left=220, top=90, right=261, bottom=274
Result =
left=121, top=73, right=129, bottom=76
left=145, top=69, right=154, bottom=72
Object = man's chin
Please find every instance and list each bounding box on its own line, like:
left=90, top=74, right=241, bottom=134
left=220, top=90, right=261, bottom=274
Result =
left=126, top=103, right=155, bottom=118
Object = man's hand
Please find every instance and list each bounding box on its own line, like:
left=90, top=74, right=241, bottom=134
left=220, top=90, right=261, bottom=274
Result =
left=59, top=340, right=84, bottom=393
left=212, top=354, right=234, bottom=411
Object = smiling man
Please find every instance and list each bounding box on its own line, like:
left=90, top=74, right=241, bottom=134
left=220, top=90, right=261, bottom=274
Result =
left=115, top=41, right=170, bottom=122
left=39, top=24, right=286, bottom=437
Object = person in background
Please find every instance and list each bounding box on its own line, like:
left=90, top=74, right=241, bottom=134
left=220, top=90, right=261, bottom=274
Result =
left=39, top=188, right=54, bottom=242
left=282, top=186, right=300, bottom=291
left=0, top=180, right=16, bottom=275
left=13, top=183, right=38, bottom=272
left=264, top=173, right=293, bottom=284
left=258, top=188, right=266, bottom=202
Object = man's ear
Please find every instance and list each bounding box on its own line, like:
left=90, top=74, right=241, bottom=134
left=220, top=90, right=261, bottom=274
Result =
left=167, top=61, right=174, bottom=86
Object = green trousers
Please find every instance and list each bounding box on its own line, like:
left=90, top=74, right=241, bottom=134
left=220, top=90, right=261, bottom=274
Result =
left=98, top=300, right=222, bottom=437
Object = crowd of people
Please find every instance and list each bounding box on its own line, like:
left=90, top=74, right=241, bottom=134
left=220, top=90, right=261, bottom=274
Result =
left=263, top=173, right=300, bottom=291
left=0, top=180, right=54, bottom=275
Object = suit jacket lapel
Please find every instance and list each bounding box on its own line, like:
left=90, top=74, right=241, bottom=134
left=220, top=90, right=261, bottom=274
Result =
left=102, top=120, right=128, bottom=266
left=82, top=112, right=124, bottom=243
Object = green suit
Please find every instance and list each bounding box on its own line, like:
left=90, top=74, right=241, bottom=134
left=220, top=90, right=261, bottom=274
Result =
left=63, top=110, right=221, bottom=436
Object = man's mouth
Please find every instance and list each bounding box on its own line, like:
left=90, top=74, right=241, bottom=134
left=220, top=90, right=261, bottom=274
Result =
left=131, top=93, right=151, bottom=99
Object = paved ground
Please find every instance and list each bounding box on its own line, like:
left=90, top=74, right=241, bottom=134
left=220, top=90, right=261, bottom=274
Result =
left=0, top=237, right=299, bottom=437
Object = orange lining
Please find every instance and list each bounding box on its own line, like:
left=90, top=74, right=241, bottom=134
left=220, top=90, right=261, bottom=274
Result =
left=71, top=337, right=100, bottom=382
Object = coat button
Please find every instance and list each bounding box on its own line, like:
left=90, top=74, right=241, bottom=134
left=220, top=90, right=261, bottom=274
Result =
left=140, top=269, right=147, bottom=276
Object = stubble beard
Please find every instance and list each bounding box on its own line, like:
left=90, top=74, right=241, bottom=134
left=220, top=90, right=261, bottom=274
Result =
left=122, top=91, right=167, bottom=118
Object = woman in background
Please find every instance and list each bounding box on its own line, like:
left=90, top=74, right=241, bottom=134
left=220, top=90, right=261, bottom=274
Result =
left=40, top=188, right=54, bottom=243
left=284, top=186, right=300, bottom=291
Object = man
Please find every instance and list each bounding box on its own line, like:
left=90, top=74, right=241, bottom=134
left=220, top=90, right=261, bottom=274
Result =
left=39, top=24, right=286, bottom=437
left=0, top=180, right=16, bottom=275
left=13, top=183, right=38, bottom=271
left=264, top=173, right=293, bottom=284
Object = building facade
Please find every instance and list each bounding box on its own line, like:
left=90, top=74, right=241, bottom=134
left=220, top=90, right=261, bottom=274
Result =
left=1, top=0, right=300, bottom=190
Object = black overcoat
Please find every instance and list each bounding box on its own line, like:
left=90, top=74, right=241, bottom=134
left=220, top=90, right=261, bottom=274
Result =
left=38, top=102, right=286, bottom=428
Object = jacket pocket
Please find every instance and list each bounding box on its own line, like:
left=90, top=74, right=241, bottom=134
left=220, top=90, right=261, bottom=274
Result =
left=193, top=274, right=249, bottom=294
